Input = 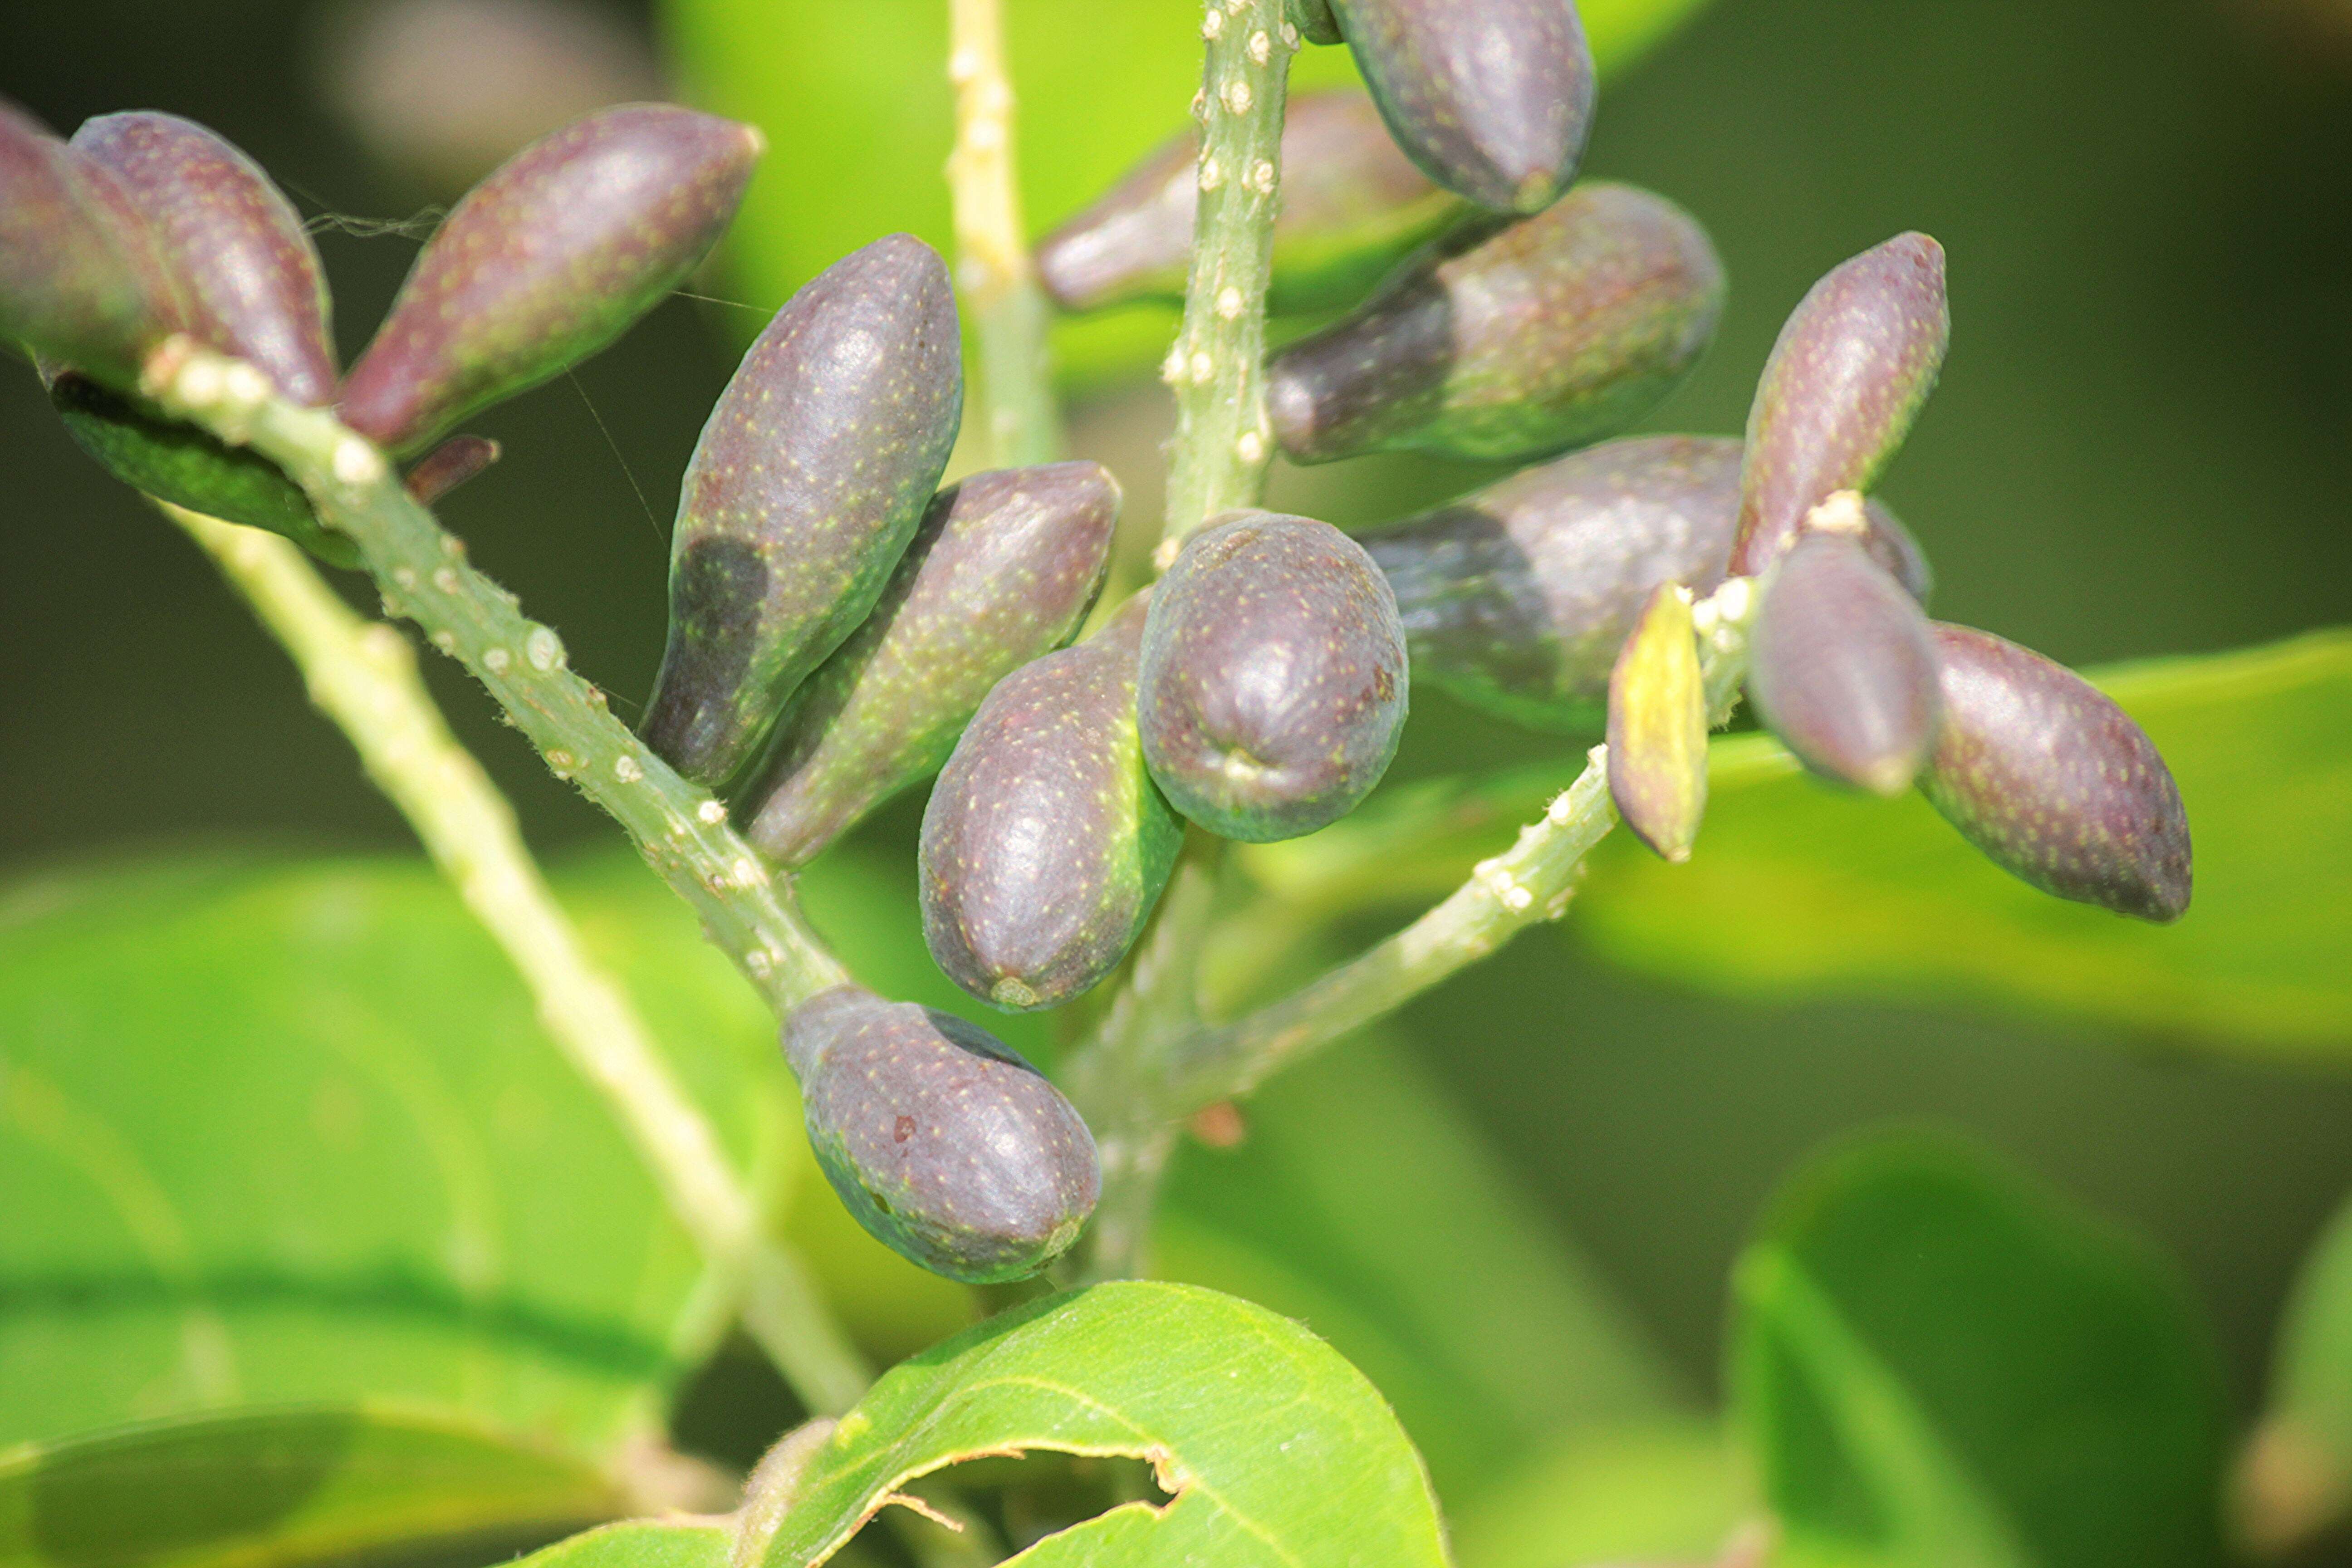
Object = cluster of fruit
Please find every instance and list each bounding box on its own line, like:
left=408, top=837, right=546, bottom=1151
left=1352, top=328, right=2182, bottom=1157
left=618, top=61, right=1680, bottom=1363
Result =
left=0, top=0, right=2189, bottom=1288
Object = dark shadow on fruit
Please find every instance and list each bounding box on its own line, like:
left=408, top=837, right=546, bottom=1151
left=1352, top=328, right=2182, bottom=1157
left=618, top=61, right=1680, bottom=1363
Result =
left=640, top=534, right=771, bottom=778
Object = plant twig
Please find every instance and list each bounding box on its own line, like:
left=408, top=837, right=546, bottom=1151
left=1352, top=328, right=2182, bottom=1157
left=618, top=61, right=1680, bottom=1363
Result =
left=163, top=504, right=872, bottom=1416
left=142, top=343, right=849, bottom=1022
left=946, top=0, right=1060, bottom=467
left=1158, top=0, right=1298, bottom=549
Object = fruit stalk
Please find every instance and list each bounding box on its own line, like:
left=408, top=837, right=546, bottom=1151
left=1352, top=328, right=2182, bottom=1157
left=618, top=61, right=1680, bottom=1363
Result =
left=946, top=0, right=1061, bottom=465
left=142, top=338, right=850, bottom=1019
left=161, top=502, right=870, bottom=1416
left=1161, top=0, right=1299, bottom=544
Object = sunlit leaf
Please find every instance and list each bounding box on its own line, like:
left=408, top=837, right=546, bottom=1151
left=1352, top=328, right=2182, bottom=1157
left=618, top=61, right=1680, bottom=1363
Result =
left=1730, top=1133, right=2225, bottom=1568
left=0, top=1405, right=618, bottom=1568
left=1444, top=1420, right=1744, bottom=1568
left=758, top=1281, right=1447, bottom=1566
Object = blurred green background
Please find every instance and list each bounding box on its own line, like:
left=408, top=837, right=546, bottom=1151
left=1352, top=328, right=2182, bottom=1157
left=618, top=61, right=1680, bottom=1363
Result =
left=4, top=0, right=2350, bottom=1458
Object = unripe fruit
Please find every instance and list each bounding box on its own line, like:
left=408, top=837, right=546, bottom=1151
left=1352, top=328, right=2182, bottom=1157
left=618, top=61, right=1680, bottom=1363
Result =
left=1747, top=520, right=1942, bottom=796
left=0, top=98, right=183, bottom=389
left=339, top=103, right=762, bottom=454
left=748, top=462, right=1120, bottom=869
left=1289, top=0, right=1345, bottom=46
left=1267, top=182, right=1723, bottom=466
left=1730, top=232, right=1948, bottom=576
left=1607, top=584, right=1707, bottom=862
left=72, top=112, right=336, bottom=406
left=1139, top=512, right=1408, bottom=843
left=920, top=598, right=1182, bottom=1012
left=47, top=113, right=354, bottom=560
left=1365, top=435, right=1930, bottom=733
left=1921, top=624, right=2191, bottom=922
left=1330, top=0, right=1594, bottom=215
left=404, top=434, right=503, bottom=505
left=641, top=235, right=963, bottom=787
left=1035, top=90, right=1463, bottom=316
left=783, top=986, right=1099, bottom=1283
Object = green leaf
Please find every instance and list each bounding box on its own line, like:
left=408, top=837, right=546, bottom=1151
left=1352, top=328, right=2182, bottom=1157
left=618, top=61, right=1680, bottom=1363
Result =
left=1156, top=1029, right=1683, bottom=1503
left=0, top=852, right=776, bottom=1450
left=0, top=1405, right=619, bottom=1568
left=509, top=1521, right=733, bottom=1568
left=1730, top=1133, right=2225, bottom=1568
left=759, top=1281, right=1447, bottom=1566
left=2237, top=1186, right=2352, bottom=1552
left=1443, top=1420, right=1744, bottom=1568
left=658, top=0, right=1721, bottom=384
left=1239, top=630, right=2352, bottom=1060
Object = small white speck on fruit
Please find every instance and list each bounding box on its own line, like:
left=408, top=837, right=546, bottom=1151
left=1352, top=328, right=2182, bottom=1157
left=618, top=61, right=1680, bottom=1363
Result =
left=614, top=756, right=645, bottom=784
left=331, top=436, right=385, bottom=486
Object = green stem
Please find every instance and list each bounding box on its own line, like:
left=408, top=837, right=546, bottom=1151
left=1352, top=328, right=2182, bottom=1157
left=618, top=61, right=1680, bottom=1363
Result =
left=163, top=504, right=871, bottom=1416
left=947, top=0, right=1062, bottom=466
left=1159, top=0, right=1298, bottom=547
left=142, top=343, right=848, bottom=1020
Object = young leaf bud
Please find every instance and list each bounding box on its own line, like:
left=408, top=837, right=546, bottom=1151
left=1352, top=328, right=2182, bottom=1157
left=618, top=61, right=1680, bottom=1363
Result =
left=748, top=462, right=1120, bottom=869
left=404, top=434, right=503, bottom=505
left=1921, top=624, right=2191, bottom=921
left=1747, top=521, right=1942, bottom=796
left=1607, top=584, right=1707, bottom=861
left=1730, top=232, right=1948, bottom=576
left=642, top=235, right=963, bottom=787
left=72, top=112, right=337, bottom=406
left=1266, top=182, right=1723, bottom=466
left=920, top=598, right=1182, bottom=1012
left=1365, top=435, right=1929, bottom=733
left=1330, top=0, right=1594, bottom=214
left=783, top=986, right=1099, bottom=1283
left=1035, top=89, right=1464, bottom=316
left=0, top=98, right=183, bottom=389
left=1139, top=512, right=1408, bottom=843
left=339, top=103, right=762, bottom=453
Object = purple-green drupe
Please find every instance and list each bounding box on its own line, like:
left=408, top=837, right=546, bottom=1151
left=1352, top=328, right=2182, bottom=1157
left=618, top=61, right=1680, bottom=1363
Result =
left=1365, top=435, right=1930, bottom=733
left=52, top=112, right=355, bottom=561
left=641, top=234, right=964, bottom=787
left=784, top=986, right=1099, bottom=1283
left=1139, top=512, right=1408, bottom=843
left=338, top=102, right=762, bottom=454
left=1730, top=232, right=1948, bottom=577
left=1921, top=624, right=2191, bottom=921
left=1035, top=89, right=1464, bottom=316
left=920, top=598, right=1182, bottom=1013
left=404, top=434, right=502, bottom=505
left=0, top=96, right=183, bottom=389
left=1747, top=527, right=1942, bottom=796
left=1330, top=0, right=1594, bottom=215
left=1266, top=182, right=1723, bottom=466
left=747, top=462, right=1121, bottom=869
left=73, top=112, right=336, bottom=404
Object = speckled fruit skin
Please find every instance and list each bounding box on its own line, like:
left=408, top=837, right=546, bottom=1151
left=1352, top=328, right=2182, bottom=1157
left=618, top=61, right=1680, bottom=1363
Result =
left=748, top=462, right=1120, bottom=869
left=1139, top=512, right=1409, bottom=843
left=1921, top=624, right=2191, bottom=921
left=1035, top=89, right=1463, bottom=316
left=1, top=97, right=184, bottom=390
left=1266, top=182, right=1723, bottom=466
left=1747, top=529, right=1942, bottom=797
left=338, top=103, right=761, bottom=455
left=1730, top=232, right=1948, bottom=577
left=641, top=234, right=963, bottom=788
left=1330, top=0, right=1593, bottom=215
left=920, top=597, right=1183, bottom=1013
left=1364, top=435, right=1930, bottom=733
left=783, top=986, right=1099, bottom=1284
left=51, top=112, right=355, bottom=560
left=74, top=112, right=336, bottom=404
